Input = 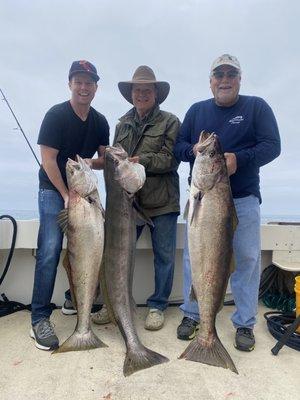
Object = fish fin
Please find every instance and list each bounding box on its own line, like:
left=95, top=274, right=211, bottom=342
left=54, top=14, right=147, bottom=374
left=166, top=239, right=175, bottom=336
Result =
left=62, top=253, right=77, bottom=309
left=133, top=199, right=153, bottom=227
left=189, top=285, right=197, bottom=302
left=217, top=259, right=235, bottom=313
left=228, top=204, right=238, bottom=275
left=218, top=273, right=231, bottom=313
left=216, top=205, right=236, bottom=312
left=179, top=331, right=238, bottom=374
left=57, top=208, right=68, bottom=234
left=183, top=199, right=189, bottom=221
left=99, top=260, right=117, bottom=325
left=190, top=192, right=202, bottom=225
left=129, top=294, right=137, bottom=315
left=123, top=345, right=169, bottom=377
left=53, top=327, right=107, bottom=354
left=229, top=254, right=235, bottom=274
left=232, top=204, right=239, bottom=232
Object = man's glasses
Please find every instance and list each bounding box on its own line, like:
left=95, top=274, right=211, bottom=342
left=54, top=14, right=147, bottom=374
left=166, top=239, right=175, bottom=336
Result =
left=212, top=70, right=240, bottom=80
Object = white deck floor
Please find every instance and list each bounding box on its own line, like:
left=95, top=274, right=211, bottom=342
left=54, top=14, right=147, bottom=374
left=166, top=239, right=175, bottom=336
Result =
left=0, top=304, right=299, bottom=400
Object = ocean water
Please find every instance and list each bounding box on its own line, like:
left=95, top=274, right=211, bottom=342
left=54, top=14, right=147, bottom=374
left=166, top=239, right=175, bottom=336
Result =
left=0, top=209, right=39, bottom=220
left=260, top=215, right=300, bottom=224
left=1, top=209, right=300, bottom=224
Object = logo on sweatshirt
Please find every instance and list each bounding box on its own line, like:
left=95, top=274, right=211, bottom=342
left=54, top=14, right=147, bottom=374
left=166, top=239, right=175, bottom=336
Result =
left=229, top=115, right=244, bottom=124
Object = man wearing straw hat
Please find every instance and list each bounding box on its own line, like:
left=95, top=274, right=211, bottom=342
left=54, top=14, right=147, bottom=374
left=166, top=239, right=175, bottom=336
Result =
left=92, top=66, right=180, bottom=330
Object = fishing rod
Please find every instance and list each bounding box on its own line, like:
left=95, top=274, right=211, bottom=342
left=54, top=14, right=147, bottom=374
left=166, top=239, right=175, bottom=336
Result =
left=0, top=88, right=40, bottom=167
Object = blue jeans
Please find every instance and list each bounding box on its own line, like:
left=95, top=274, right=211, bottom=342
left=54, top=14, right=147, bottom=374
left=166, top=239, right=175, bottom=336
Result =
left=31, top=189, right=64, bottom=325
left=137, top=212, right=178, bottom=311
left=67, top=213, right=178, bottom=308
left=180, top=195, right=261, bottom=329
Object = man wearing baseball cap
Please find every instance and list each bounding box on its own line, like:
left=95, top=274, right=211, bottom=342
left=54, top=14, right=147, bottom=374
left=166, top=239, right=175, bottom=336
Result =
left=174, top=54, right=281, bottom=351
left=30, top=60, right=109, bottom=350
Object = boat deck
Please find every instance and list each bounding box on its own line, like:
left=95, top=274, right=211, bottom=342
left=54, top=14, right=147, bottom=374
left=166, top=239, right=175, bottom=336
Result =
left=0, top=303, right=298, bottom=400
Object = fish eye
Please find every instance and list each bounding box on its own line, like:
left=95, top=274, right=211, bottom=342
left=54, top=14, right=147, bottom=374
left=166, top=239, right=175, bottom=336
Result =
left=209, top=150, right=215, bottom=157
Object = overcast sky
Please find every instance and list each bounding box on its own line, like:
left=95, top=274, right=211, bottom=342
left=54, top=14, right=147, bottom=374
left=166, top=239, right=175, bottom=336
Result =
left=0, top=0, right=299, bottom=217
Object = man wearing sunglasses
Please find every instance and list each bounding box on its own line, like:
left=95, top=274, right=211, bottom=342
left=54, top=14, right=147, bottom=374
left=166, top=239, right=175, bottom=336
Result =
left=174, top=54, right=281, bottom=351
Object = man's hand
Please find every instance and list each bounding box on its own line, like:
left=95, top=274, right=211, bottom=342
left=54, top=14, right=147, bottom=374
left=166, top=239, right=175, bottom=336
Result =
left=128, top=156, right=140, bottom=163
left=40, top=145, right=70, bottom=206
left=84, top=158, right=93, bottom=168
left=224, top=152, right=237, bottom=176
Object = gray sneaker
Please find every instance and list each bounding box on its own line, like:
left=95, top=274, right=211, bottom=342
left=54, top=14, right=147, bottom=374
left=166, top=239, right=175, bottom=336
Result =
left=61, top=299, right=77, bottom=315
left=177, top=317, right=200, bottom=340
left=234, top=327, right=255, bottom=352
left=62, top=299, right=102, bottom=315
left=144, top=308, right=164, bottom=331
left=91, top=304, right=111, bottom=325
left=30, top=318, right=59, bottom=350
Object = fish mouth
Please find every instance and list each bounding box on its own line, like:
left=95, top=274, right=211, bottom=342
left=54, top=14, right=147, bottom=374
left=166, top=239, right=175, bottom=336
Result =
left=105, top=144, right=128, bottom=163
left=66, top=156, right=89, bottom=174
left=66, top=158, right=80, bottom=175
left=197, top=132, right=222, bottom=154
left=66, top=155, right=97, bottom=196
left=199, top=131, right=214, bottom=145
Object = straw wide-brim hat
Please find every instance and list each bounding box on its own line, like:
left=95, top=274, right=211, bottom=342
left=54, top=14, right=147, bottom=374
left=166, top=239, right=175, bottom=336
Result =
left=118, top=65, right=170, bottom=105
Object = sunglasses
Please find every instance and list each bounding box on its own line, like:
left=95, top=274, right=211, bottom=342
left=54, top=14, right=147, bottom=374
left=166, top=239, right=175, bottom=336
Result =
left=212, top=70, right=240, bottom=80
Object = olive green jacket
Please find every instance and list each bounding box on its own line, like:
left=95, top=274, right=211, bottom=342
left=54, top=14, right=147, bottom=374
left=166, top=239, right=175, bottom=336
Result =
left=113, top=106, right=181, bottom=217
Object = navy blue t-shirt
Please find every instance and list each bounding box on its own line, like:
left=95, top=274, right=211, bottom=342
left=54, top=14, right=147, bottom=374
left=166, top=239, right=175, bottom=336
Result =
left=37, top=101, right=110, bottom=190
left=174, top=95, right=281, bottom=202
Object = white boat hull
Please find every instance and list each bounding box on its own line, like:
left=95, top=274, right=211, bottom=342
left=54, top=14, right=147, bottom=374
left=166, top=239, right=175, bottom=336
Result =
left=0, top=220, right=299, bottom=305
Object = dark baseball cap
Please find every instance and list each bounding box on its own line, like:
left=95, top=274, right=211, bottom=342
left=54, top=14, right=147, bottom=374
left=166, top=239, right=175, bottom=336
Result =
left=68, top=60, right=100, bottom=82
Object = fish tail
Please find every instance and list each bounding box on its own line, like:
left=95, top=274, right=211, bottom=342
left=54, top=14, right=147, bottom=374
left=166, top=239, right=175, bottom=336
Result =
left=52, top=329, right=107, bottom=354
left=179, top=334, right=238, bottom=374
left=123, top=345, right=169, bottom=377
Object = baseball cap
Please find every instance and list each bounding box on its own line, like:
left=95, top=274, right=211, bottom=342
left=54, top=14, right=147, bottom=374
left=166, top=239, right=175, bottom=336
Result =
left=68, top=60, right=100, bottom=82
left=210, top=54, right=241, bottom=74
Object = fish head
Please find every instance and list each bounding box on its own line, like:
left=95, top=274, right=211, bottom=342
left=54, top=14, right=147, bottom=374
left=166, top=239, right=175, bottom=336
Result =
left=66, top=155, right=98, bottom=196
left=198, top=131, right=222, bottom=155
left=105, top=143, right=128, bottom=164
left=192, top=131, right=227, bottom=191
left=105, top=145, right=146, bottom=194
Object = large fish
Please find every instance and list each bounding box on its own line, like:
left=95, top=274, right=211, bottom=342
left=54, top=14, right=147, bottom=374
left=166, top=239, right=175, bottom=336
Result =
left=54, top=155, right=106, bottom=353
left=102, top=144, right=169, bottom=376
left=179, top=131, right=238, bottom=374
